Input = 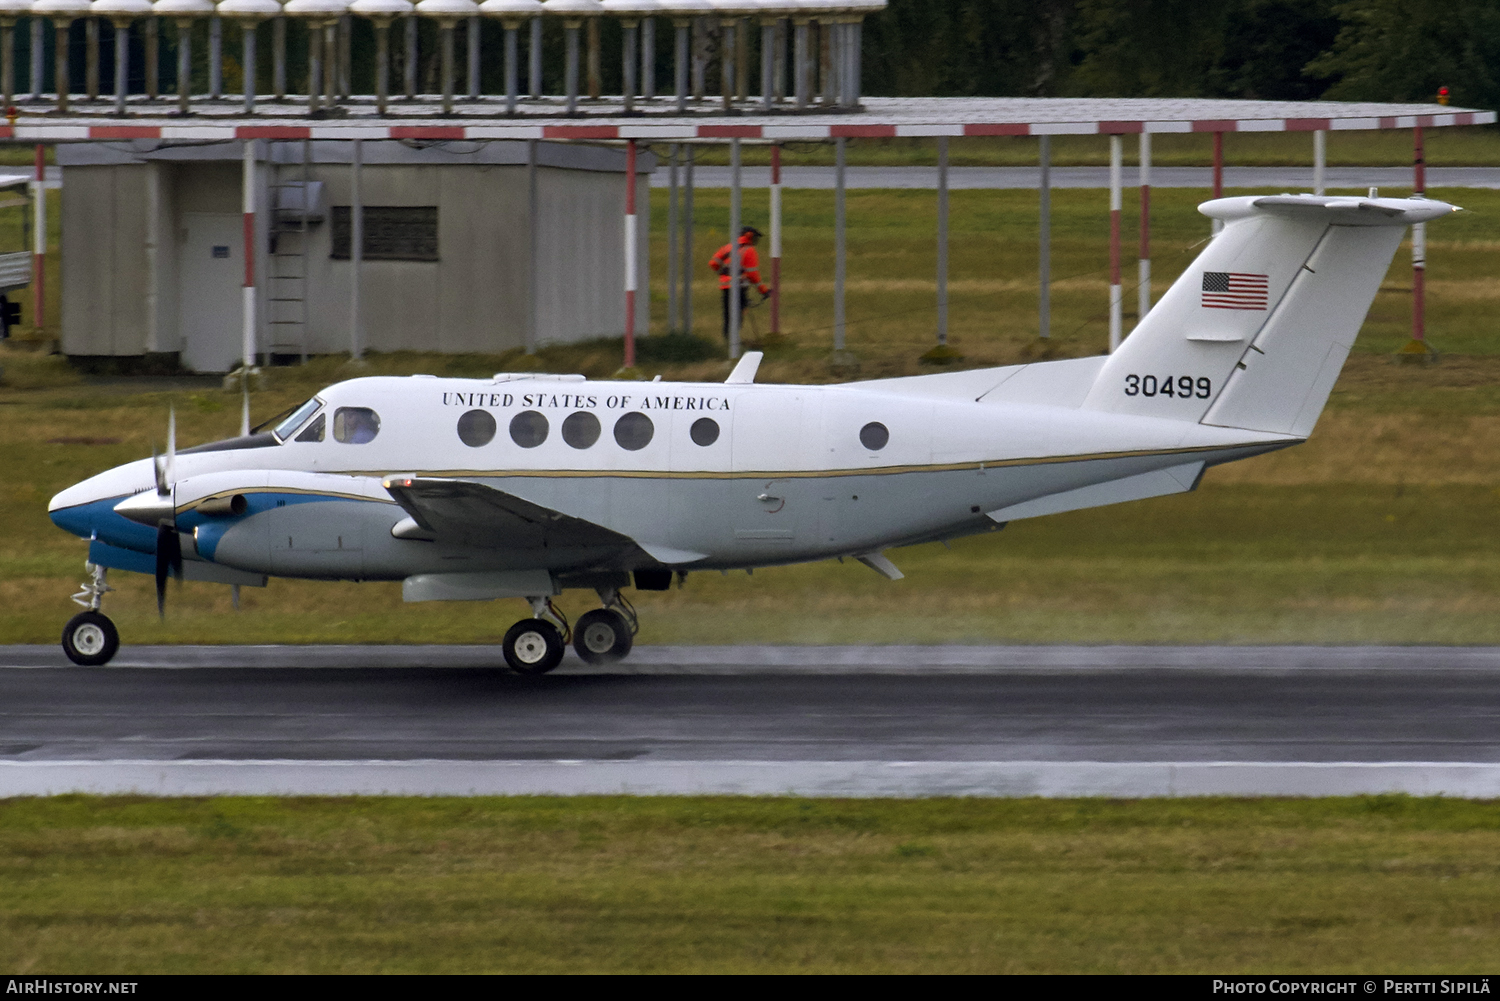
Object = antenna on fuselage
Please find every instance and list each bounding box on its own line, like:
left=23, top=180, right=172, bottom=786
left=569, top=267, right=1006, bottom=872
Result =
left=725, top=351, right=763, bottom=385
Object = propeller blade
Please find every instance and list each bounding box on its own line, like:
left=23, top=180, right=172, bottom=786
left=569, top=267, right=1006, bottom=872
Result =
left=154, top=526, right=168, bottom=616
left=152, top=442, right=167, bottom=497
left=165, top=405, right=176, bottom=488
left=154, top=522, right=182, bottom=619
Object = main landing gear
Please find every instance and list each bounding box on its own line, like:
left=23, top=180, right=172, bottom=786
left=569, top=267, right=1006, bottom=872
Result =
left=500, top=589, right=638, bottom=674
left=62, top=563, right=119, bottom=666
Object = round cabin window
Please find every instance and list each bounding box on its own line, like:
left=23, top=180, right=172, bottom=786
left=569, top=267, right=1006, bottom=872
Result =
left=859, top=421, right=889, bottom=451
left=690, top=417, right=720, bottom=446
left=456, top=409, right=496, bottom=447
left=613, top=412, right=654, bottom=451
left=562, top=411, right=601, bottom=449
left=509, top=410, right=549, bottom=448
left=332, top=407, right=381, bottom=444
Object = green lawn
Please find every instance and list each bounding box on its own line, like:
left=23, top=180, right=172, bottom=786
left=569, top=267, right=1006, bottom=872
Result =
left=4, top=795, right=1500, bottom=974
left=657, top=186, right=1500, bottom=360
left=665, top=125, right=1500, bottom=168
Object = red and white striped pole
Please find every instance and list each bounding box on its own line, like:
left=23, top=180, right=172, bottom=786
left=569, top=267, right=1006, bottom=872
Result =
left=1108, top=134, right=1122, bottom=352
left=1211, top=130, right=1224, bottom=235
left=1411, top=125, right=1426, bottom=348
left=1137, top=130, right=1151, bottom=324
left=769, top=142, right=781, bottom=335
left=1212, top=131, right=1223, bottom=198
left=241, top=140, right=257, bottom=434
left=32, top=143, right=43, bottom=341
left=624, top=138, right=638, bottom=370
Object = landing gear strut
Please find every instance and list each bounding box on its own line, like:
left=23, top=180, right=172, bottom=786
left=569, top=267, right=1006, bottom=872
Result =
left=502, top=596, right=570, bottom=675
left=63, top=563, right=119, bottom=666
left=573, top=588, right=637, bottom=665
left=500, top=589, right=640, bottom=674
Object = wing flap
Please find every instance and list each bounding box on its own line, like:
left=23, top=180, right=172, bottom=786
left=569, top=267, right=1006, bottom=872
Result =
left=383, top=477, right=635, bottom=551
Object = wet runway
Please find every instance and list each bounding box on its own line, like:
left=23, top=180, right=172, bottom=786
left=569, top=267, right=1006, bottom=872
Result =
left=3, top=645, right=1499, bottom=797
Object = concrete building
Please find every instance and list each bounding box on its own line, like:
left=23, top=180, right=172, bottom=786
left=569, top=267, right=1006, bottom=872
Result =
left=58, top=140, right=653, bottom=372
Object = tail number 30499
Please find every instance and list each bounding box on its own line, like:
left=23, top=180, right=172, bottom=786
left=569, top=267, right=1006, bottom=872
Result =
left=1125, top=375, right=1211, bottom=399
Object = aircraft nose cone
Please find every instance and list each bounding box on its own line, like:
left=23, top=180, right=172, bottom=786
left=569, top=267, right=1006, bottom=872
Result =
left=48, top=498, right=97, bottom=538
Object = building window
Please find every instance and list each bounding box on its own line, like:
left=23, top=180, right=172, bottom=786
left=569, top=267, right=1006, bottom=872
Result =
left=331, top=206, right=439, bottom=261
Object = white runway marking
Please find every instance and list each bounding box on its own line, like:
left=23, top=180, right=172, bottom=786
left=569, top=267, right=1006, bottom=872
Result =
left=6, top=644, right=1500, bottom=673
left=6, top=759, right=1500, bottom=799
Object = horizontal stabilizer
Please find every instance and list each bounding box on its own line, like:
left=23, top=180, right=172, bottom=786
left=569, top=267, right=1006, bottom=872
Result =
left=1213, top=194, right=1459, bottom=226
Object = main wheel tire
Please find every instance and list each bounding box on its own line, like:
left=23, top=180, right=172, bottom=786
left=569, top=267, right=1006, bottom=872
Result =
left=62, top=610, right=119, bottom=666
left=573, top=608, right=633, bottom=664
left=502, top=618, right=566, bottom=675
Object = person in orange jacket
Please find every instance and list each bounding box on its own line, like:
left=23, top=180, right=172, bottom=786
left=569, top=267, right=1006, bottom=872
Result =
left=709, top=226, right=771, bottom=341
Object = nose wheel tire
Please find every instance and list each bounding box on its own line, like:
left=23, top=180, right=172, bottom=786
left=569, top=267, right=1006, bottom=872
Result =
left=62, top=611, right=119, bottom=666
left=573, top=608, right=633, bottom=664
left=502, top=618, right=565, bottom=675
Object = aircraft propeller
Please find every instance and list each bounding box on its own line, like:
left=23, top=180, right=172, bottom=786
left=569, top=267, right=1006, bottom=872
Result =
left=152, top=406, right=182, bottom=617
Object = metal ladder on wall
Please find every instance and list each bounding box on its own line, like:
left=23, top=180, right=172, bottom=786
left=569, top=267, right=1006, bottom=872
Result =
left=267, top=140, right=312, bottom=362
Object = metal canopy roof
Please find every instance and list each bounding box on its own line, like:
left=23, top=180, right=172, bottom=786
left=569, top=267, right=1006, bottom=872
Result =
left=4, top=96, right=1491, bottom=142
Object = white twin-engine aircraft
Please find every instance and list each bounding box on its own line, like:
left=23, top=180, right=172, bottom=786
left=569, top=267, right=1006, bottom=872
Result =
left=49, top=193, right=1456, bottom=670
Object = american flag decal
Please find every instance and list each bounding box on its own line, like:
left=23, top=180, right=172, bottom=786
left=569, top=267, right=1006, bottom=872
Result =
left=1201, top=271, right=1270, bottom=310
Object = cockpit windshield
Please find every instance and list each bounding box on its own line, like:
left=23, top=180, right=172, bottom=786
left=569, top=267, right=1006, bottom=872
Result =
left=272, top=397, right=323, bottom=443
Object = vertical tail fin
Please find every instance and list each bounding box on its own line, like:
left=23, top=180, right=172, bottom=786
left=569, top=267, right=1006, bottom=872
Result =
left=1081, top=195, right=1457, bottom=436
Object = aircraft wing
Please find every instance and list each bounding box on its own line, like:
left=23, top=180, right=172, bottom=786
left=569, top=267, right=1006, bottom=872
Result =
left=383, top=476, right=636, bottom=552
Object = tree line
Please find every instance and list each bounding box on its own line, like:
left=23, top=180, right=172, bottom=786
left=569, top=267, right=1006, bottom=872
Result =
left=862, top=0, right=1500, bottom=111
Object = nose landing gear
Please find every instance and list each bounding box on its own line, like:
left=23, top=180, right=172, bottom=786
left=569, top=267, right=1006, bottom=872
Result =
left=63, top=563, right=119, bottom=666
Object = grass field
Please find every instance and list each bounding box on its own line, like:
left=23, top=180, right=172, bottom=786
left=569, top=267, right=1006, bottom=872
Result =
left=659, top=126, right=1500, bottom=168
left=657, top=185, right=1500, bottom=360
left=3, top=795, right=1500, bottom=973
